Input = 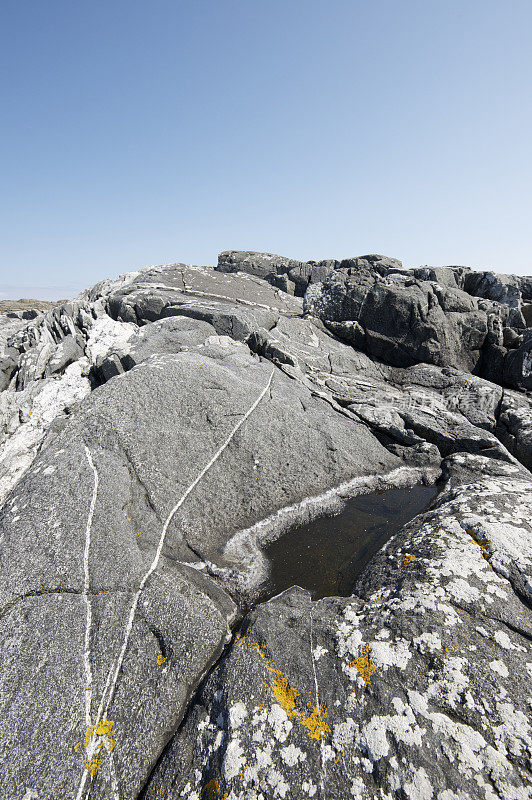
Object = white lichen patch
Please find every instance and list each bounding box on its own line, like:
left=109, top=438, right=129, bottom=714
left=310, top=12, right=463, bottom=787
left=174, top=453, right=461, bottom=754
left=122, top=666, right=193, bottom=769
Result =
left=358, top=699, right=425, bottom=762
left=302, top=779, right=317, bottom=796
left=493, top=629, right=526, bottom=652
left=489, top=660, right=509, bottom=678
left=223, top=738, right=246, bottom=781
left=279, top=743, right=306, bottom=765
left=83, top=314, right=137, bottom=365
left=0, top=359, right=91, bottom=503
left=267, top=705, right=293, bottom=742
left=413, top=632, right=442, bottom=653
left=229, top=701, right=248, bottom=730
left=369, top=639, right=412, bottom=671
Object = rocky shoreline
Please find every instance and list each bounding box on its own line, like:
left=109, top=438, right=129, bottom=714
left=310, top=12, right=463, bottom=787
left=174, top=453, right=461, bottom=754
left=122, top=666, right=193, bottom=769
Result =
left=0, top=252, right=531, bottom=799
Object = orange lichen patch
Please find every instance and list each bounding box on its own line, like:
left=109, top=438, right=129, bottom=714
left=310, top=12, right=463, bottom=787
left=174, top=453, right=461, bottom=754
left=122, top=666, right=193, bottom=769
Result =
left=202, top=778, right=221, bottom=798
left=352, top=644, right=376, bottom=687
left=157, top=653, right=166, bottom=665
left=400, top=554, right=415, bottom=568
left=83, top=756, right=102, bottom=776
left=266, top=665, right=298, bottom=715
left=84, top=717, right=116, bottom=753
left=299, top=703, right=330, bottom=740
left=466, top=527, right=491, bottom=561
left=265, top=663, right=330, bottom=739
left=238, top=636, right=331, bottom=740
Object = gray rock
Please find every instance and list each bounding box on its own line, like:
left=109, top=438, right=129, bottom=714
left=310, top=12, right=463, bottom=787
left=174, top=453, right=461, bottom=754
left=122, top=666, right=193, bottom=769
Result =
left=0, top=352, right=17, bottom=391
left=464, top=270, right=526, bottom=327
left=106, top=262, right=300, bottom=335
left=44, top=334, right=84, bottom=376
left=1, top=253, right=532, bottom=800
left=97, top=317, right=217, bottom=381
left=308, top=275, right=488, bottom=372
left=519, top=276, right=532, bottom=302
left=0, top=336, right=404, bottom=799
left=503, top=337, right=532, bottom=391
left=411, top=264, right=469, bottom=288
left=216, top=250, right=341, bottom=298
left=144, top=474, right=532, bottom=800
left=216, top=250, right=308, bottom=289
left=496, top=390, right=532, bottom=470
left=302, top=255, right=532, bottom=391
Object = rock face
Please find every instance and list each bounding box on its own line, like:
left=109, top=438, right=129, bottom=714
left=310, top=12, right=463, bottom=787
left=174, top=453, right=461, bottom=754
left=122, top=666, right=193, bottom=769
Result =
left=147, top=474, right=532, bottom=800
left=217, top=252, right=532, bottom=392
left=0, top=255, right=531, bottom=800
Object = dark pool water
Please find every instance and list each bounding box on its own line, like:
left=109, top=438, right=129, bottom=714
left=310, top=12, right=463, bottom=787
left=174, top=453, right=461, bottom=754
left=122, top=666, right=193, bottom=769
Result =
left=261, top=485, right=438, bottom=601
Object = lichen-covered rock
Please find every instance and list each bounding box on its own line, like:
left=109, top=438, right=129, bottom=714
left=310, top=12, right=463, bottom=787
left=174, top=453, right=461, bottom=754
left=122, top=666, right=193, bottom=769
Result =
left=144, top=473, right=532, bottom=800
left=1, top=254, right=531, bottom=800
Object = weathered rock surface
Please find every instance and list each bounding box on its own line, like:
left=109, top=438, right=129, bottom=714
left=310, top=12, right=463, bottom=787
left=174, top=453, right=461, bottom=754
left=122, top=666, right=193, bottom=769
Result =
left=145, top=471, right=532, bottom=800
left=219, top=250, right=532, bottom=392
left=0, top=254, right=531, bottom=800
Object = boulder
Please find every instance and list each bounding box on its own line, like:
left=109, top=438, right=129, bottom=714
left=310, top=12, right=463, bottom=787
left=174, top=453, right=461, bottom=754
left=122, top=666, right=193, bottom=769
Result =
left=503, top=336, right=532, bottom=391
left=306, top=273, right=488, bottom=372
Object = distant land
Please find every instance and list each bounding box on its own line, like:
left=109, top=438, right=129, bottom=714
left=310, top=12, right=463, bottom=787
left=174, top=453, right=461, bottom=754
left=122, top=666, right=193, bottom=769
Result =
left=0, top=283, right=82, bottom=302
left=0, top=298, right=63, bottom=314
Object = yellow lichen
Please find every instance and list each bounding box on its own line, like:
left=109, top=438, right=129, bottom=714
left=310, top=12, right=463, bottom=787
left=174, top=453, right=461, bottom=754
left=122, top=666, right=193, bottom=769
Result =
left=299, top=703, right=330, bottom=740
left=238, top=637, right=331, bottom=741
left=157, top=653, right=166, bottom=665
left=253, top=642, right=267, bottom=658
left=202, top=779, right=221, bottom=798
left=352, top=643, right=376, bottom=687
left=266, top=666, right=298, bottom=716
left=84, top=717, right=116, bottom=753
left=400, top=554, right=415, bottom=568
left=83, top=757, right=102, bottom=776
left=265, top=664, right=330, bottom=739
left=466, top=527, right=491, bottom=561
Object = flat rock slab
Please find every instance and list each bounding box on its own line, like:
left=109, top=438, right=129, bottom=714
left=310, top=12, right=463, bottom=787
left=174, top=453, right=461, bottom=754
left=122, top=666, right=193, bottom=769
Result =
left=104, top=264, right=302, bottom=329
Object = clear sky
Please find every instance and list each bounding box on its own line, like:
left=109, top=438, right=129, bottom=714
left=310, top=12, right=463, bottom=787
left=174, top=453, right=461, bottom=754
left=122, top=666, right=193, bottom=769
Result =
left=1, top=0, right=531, bottom=299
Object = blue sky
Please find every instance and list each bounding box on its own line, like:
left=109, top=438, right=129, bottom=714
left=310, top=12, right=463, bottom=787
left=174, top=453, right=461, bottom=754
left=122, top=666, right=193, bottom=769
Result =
left=1, top=0, right=531, bottom=298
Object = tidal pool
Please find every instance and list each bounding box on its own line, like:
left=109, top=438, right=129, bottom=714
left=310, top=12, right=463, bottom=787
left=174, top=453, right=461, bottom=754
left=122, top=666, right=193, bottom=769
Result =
left=261, top=485, right=438, bottom=600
